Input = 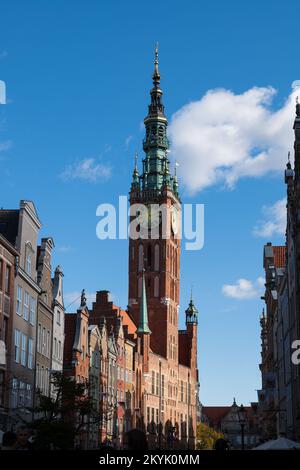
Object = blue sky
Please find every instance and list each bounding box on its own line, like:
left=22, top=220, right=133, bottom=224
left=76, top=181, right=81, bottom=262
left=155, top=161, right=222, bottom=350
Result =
left=0, top=0, right=298, bottom=406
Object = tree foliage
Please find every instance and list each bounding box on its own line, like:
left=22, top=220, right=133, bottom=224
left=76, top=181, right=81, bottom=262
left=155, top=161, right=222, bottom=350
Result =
left=196, top=422, right=224, bottom=450
left=28, top=372, right=101, bottom=449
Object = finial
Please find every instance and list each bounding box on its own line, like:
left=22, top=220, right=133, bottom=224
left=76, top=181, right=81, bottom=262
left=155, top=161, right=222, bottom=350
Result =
left=233, top=397, right=237, bottom=406
left=190, top=286, right=193, bottom=302
left=153, top=42, right=160, bottom=86
left=174, top=161, right=179, bottom=177
left=80, top=289, right=87, bottom=308
left=134, top=150, right=138, bottom=170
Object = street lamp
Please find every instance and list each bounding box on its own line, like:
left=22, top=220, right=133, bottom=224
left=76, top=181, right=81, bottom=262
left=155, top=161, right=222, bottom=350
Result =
left=237, top=404, right=247, bottom=450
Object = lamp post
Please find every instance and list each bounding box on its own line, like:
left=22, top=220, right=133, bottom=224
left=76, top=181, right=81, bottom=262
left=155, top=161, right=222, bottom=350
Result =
left=237, top=404, right=247, bottom=450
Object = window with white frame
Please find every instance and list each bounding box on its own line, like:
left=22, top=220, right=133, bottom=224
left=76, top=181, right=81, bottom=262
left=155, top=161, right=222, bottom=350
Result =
left=25, top=249, right=32, bottom=276
left=14, top=329, right=21, bottom=363
left=28, top=338, right=33, bottom=369
left=16, top=286, right=22, bottom=316
left=37, top=323, right=42, bottom=353
left=57, top=309, right=61, bottom=325
left=47, top=330, right=50, bottom=357
left=21, top=333, right=27, bottom=366
left=19, top=381, right=25, bottom=406
left=42, top=327, right=46, bottom=355
left=23, top=291, right=29, bottom=321
left=30, top=297, right=36, bottom=325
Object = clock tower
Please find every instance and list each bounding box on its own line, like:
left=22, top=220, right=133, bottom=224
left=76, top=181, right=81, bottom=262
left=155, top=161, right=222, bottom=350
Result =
left=128, top=47, right=181, bottom=360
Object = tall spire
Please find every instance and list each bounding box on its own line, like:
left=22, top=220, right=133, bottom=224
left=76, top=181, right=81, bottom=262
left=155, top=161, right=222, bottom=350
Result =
left=152, top=42, right=160, bottom=87
left=137, top=270, right=151, bottom=334
left=131, top=151, right=140, bottom=189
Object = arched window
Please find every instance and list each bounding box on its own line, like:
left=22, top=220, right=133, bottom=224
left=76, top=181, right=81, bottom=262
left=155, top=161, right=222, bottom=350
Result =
left=25, top=242, right=33, bottom=276
left=154, top=244, right=159, bottom=271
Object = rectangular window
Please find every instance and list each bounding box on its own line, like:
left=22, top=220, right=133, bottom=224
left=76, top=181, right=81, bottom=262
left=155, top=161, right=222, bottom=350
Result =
left=58, top=341, right=61, bottom=360
left=5, top=265, right=11, bottom=295
left=57, top=310, right=61, bottom=325
left=26, top=252, right=31, bottom=276
left=37, top=324, right=42, bottom=353
left=16, top=285, right=22, bottom=316
left=21, top=333, right=27, bottom=366
left=23, top=291, right=29, bottom=321
left=47, top=330, right=50, bottom=357
left=14, top=329, right=21, bottom=363
left=19, top=381, right=25, bottom=406
left=28, top=338, right=33, bottom=369
left=42, top=327, right=46, bottom=355
left=151, top=370, right=155, bottom=394
left=162, top=375, right=165, bottom=397
left=156, top=408, right=159, bottom=425
left=156, top=372, right=159, bottom=395
left=54, top=338, right=57, bottom=358
left=30, top=297, right=36, bottom=325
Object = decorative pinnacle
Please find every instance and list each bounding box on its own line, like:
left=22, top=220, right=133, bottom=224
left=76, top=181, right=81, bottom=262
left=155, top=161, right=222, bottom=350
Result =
left=134, top=151, right=138, bottom=171
left=153, top=42, right=160, bottom=86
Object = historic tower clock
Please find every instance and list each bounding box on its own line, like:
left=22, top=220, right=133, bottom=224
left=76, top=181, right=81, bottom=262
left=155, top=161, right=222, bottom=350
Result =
left=128, top=48, right=181, bottom=361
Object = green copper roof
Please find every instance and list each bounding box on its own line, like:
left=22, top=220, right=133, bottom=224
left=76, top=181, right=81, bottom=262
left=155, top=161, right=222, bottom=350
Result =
left=185, top=296, right=198, bottom=325
left=130, top=46, right=179, bottom=196
left=137, top=271, right=151, bottom=334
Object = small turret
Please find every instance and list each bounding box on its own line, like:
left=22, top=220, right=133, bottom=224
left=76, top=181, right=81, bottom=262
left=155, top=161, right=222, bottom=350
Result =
left=131, top=152, right=140, bottom=190
left=185, top=291, right=198, bottom=325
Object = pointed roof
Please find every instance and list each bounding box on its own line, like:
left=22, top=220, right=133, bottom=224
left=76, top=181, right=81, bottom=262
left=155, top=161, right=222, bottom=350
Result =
left=137, top=271, right=151, bottom=334
left=185, top=291, right=198, bottom=324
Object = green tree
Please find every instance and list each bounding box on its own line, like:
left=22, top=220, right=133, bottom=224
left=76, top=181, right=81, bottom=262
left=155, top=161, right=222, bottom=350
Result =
left=28, top=372, right=101, bottom=449
left=196, top=422, right=224, bottom=450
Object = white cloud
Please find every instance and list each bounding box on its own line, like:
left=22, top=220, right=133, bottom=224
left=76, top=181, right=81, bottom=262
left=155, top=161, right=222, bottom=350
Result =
left=222, top=277, right=263, bottom=300
left=125, top=135, right=133, bottom=149
left=60, top=158, right=111, bottom=183
left=253, top=198, right=286, bottom=238
left=64, top=291, right=96, bottom=311
left=169, top=86, right=298, bottom=193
